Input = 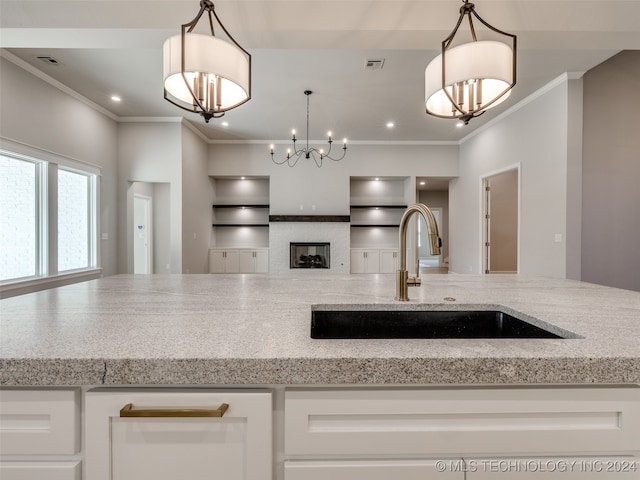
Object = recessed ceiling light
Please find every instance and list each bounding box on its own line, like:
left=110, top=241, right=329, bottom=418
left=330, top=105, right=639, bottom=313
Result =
left=456, top=121, right=465, bottom=128
left=221, top=121, right=229, bottom=127
left=375, top=177, right=380, bottom=181
left=111, top=95, right=121, bottom=102
left=420, top=181, right=426, bottom=186
left=386, top=122, right=394, bottom=128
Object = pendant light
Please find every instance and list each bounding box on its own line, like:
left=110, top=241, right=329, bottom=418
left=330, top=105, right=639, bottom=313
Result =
left=425, top=0, right=516, bottom=125
left=163, top=0, right=251, bottom=122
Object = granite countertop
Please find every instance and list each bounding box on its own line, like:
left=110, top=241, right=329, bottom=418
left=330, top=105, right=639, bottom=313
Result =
left=1, top=274, right=639, bottom=386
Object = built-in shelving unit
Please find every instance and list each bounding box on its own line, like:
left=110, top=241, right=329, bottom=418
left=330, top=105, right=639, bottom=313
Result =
left=210, top=178, right=270, bottom=272
left=349, top=205, right=407, bottom=227
left=212, top=204, right=270, bottom=227
left=349, top=177, right=411, bottom=273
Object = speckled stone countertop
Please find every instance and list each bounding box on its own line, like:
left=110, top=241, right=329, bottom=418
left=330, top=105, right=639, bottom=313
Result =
left=1, top=274, right=639, bottom=386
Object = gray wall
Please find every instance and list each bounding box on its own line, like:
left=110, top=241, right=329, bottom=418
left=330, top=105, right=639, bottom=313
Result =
left=452, top=77, right=582, bottom=277
left=582, top=51, right=640, bottom=292
left=0, top=55, right=119, bottom=278
left=181, top=124, right=214, bottom=274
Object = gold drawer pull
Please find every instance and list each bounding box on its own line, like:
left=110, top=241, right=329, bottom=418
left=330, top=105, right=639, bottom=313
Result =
left=120, top=403, right=229, bottom=418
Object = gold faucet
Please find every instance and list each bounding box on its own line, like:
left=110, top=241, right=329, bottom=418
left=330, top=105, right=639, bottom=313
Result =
left=396, top=203, right=441, bottom=301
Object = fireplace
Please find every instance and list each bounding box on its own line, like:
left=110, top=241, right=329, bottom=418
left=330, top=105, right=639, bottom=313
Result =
left=290, top=242, right=330, bottom=269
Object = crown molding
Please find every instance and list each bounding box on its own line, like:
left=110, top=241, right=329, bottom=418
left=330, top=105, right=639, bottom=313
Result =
left=1, top=49, right=119, bottom=122
left=2, top=49, right=586, bottom=148
left=459, top=72, right=585, bottom=145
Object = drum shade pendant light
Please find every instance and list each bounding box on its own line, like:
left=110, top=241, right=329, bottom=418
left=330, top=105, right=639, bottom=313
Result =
left=163, top=0, right=251, bottom=122
left=425, top=0, right=516, bottom=125
left=270, top=91, right=347, bottom=168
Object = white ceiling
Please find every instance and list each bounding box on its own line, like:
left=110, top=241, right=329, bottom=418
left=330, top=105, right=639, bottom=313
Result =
left=1, top=0, right=638, bottom=143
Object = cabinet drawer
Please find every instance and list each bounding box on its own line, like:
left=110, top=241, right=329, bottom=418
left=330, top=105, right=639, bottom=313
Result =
left=0, top=461, right=81, bottom=480
left=284, top=459, right=461, bottom=480
left=285, top=387, right=640, bottom=456
left=86, top=388, right=272, bottom=480
left=0, top=389, right=80, bottom=455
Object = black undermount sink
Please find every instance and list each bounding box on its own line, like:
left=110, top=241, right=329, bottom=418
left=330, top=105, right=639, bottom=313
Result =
left=311, top=309, right=567, bottom=339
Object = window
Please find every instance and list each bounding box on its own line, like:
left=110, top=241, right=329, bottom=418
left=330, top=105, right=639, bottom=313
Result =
left=0, top=142, right=99, bottom=288
left=58, top=168, right=95, bottom=272
left=0, top=154, right=44, bottom=281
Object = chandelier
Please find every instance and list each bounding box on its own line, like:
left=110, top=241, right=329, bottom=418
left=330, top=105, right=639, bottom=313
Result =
left=270, top=91, right=347, bottom=168
left=425, top=0, right=516, bottom=125
left=163, top=0, right=251, bottom=122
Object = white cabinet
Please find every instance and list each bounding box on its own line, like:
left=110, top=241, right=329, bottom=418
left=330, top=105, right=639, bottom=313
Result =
left=285, top=459, right=462, bottom=480
left=350, top=249, right=380, bottom=273
left=351, top=248, right=398, bottom=273
left=284, top=387, right=640, bottom=479
left=285, top=387, right=640, bottom=457
left=86, top=388, right=272, bottom=480
left=239, top=249, right=269, bottom=273
left=211, top=248, right=268, bottom=273
left=0, top=389, right=81, bottom=479
left=380, top=248, right=399, bottom=273
left=209, top=249, right=240, bottom=273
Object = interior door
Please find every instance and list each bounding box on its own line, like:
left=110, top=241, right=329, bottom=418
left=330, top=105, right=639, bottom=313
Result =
left=483, top=169, right=518, bottom=274
left=133, top=195, right=152, bottom=274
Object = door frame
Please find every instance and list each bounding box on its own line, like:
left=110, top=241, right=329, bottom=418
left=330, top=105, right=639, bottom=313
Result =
left=480, top=163, right=520, bottom=275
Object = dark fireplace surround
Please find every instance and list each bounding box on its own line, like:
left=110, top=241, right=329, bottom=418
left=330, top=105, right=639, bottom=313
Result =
left=290, top=242, right=330, bottom=269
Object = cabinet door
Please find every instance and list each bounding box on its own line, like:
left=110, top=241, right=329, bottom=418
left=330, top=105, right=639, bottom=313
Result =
left=0, top=389, right=80, bottom=455
left=285, top=459, right=462, bottom=480
left=466, top=457, right=640, bottom=479
left=364, top=249, right=380, bottom=273
left=239, top=250, right=256, bottom=273
left=350, top=249, right=365, bottom=273
left=254, top=249, right=269, bottom=272
left=224, top=250, right=240, bottom=273
left=209, top=250, right=225, bottom=273
left=86, top=389, right=272, bottom=480
left=380, top=249, right=398, bottom=273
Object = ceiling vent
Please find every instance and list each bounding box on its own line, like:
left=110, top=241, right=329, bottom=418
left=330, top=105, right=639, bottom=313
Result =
left=364, top=59, right=385, bottom=70
left=37, top=56, right=61, bottom=66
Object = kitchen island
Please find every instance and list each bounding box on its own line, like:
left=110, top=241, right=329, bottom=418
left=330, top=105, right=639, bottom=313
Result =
left=1, top=273, right=639, bottom=386
left=1, top=274, right=639, bottom=480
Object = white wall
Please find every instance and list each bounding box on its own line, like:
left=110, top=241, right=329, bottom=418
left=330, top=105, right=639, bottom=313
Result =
left=451, top=77, right=578, bottom=277
left=118, top=122, right=183, bottom=273
left=208, top=143, right=459, bottom=215
left=181, top=125, right=213, bottom=273
left=0, top=55, right=119, bottom=277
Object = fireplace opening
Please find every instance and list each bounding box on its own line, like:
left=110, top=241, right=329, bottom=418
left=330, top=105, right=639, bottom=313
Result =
left=290, top=242, right=330, bottom=269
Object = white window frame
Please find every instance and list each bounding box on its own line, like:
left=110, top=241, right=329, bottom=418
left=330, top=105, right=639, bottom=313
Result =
left=57, top=165, right=98, bottom=273
left=0, top=138, right=101, bottom=297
